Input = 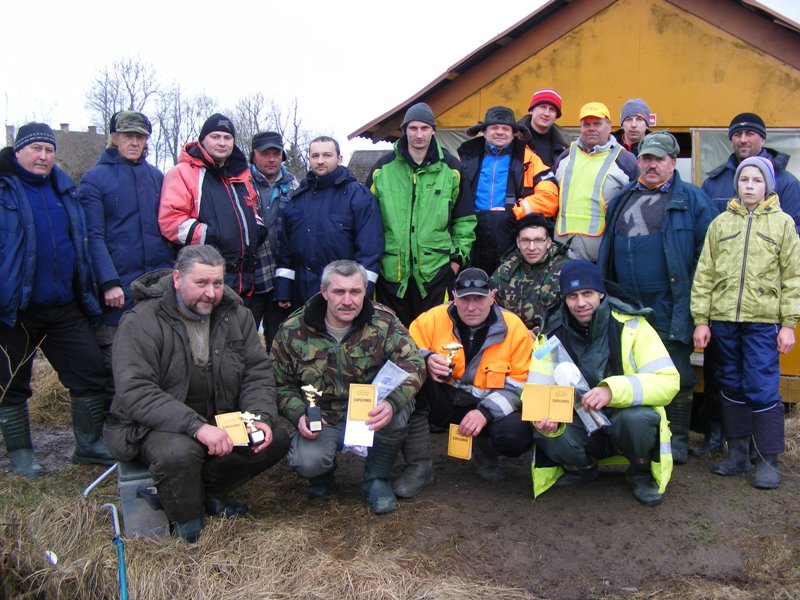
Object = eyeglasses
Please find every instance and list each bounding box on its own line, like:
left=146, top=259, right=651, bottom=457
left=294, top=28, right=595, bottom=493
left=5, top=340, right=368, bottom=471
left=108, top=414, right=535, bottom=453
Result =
left=455, top=279, right=489, bottom=290
left=518, top=237, right=549, bottom=247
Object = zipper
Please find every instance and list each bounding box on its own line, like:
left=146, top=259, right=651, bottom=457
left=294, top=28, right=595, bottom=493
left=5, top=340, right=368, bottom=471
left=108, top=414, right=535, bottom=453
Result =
left=735, top=211, right=754, bottom=321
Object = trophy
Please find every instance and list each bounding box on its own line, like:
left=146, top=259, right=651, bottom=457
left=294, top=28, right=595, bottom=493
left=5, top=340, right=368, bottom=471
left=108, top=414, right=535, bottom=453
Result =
left=441, top=342, right=463, bottom=381
left=240, top=411, right=265, bottom=445
left=301, top=384, right=323, bottom=432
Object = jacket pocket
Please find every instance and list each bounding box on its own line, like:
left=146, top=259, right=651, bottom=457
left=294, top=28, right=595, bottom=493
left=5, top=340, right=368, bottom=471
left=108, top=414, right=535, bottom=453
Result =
left=482, top=361, right=511, bottom=388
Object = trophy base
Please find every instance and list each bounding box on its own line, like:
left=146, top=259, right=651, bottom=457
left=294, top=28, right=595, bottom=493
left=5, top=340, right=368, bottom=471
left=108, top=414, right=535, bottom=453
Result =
left=249, top=430, right=266, bottom=445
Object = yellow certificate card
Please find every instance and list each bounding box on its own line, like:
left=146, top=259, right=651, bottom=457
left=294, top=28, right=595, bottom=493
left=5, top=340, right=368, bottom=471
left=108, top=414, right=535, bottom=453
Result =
left=521, top=384, right=574, bottom=423
left=214, top=412, right=249, bottom=446
left=447, top=424, right=473, bottom=461
left=348, top=384, right=377, bottom=421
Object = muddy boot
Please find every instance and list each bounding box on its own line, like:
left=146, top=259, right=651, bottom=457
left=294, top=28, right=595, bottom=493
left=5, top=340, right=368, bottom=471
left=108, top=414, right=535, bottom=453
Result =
left=307, top=470, right=336, bottom=499
left=665, top=393, right=691, bottom=464
left=751, top=454, right=780, bottom=489
left=711, top=436, right=753, bottom=476
left=204, top=497, right=248, bottom=517
left=71, top=394, right=115, bottom=465
left=0, top=404, right=44, bottom=478
left=362, top=434, right=403, bottom=514
left=625, top=460, right=662, bottom=507
left=393, top=413, right=434, bottom=498
left=689, top=420, right=725, bottom=457
left=472, top=435, right=503, bottom=482
left=172, top=517, right=204, bottom=544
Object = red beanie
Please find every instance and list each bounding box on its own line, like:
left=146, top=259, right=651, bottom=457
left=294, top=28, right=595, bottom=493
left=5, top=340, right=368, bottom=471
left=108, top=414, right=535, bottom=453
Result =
left=528, top=89, right=562, bottom=118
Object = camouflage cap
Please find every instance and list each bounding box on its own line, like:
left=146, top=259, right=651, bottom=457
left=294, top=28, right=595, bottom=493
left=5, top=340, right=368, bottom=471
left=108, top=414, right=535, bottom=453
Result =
left=113, top=111, right=152, bottom=136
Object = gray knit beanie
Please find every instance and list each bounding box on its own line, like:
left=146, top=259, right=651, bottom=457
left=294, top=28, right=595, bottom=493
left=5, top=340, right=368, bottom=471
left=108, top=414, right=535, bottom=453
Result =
left=735, top=156, right=776, bottom=197
left=401, top=103, right=436, bottom=131
left=620, top=98, right=650, bottom=125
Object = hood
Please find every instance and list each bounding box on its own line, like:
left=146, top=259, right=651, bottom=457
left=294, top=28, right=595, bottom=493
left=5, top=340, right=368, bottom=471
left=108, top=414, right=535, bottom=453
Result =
left=0, top=146, right=75, bottom=193
left=130, top=268, right=244, bottom=307
left=180, top=141, right=250, bottom=178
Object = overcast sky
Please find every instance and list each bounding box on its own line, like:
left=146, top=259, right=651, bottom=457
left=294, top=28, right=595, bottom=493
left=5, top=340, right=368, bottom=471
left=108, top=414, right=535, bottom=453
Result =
left=2, top=0, right=797, bottom=160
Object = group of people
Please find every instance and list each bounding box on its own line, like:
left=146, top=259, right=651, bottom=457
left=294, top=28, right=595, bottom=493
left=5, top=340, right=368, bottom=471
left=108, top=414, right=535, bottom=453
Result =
left=0, top=88, right=797, bottom=543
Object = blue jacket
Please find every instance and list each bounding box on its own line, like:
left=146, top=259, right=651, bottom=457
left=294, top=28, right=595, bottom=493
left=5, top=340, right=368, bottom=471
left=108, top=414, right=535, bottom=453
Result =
left=275, top=165, right=384, bottom=306
left=79, top=148, right=175, bottom=326
left=702, top=148, right=800, bottom=233
left=0, top=147, right=100, bottom=327
left=598, top=171, right=715, bottom=345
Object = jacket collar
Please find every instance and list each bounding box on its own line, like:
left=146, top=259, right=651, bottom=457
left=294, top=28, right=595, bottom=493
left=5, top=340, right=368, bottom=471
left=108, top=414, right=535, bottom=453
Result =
left=301, top=292, right=375, bottom=337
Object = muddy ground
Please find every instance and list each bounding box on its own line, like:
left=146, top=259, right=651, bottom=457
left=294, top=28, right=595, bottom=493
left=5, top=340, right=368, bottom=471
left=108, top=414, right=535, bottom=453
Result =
left=3, top=421, right=799, bottom=600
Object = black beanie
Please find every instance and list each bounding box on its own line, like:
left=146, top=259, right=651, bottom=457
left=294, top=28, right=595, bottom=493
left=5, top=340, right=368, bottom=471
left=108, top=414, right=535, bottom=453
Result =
left=14, top=122, right=57, bottom=152
left=199, top=113, right=236, bottom=142
left=728, top=112, right=766, bottom=140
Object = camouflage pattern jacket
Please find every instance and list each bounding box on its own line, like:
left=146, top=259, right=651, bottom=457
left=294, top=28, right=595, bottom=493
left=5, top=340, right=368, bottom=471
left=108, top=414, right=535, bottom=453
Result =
left=271, top=294, right=426, bottom=425
left=490, top=245, right=570, bottom=331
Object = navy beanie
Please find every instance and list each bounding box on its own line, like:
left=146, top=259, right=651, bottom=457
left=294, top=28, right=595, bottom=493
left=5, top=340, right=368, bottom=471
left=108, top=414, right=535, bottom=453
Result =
left=728, top=112, right=766, bottom=140
left=14, top=122, right=57, bottom=152
left=199, top=113, right=236, bottom=142
left=559, top=260, right=606, bottom=296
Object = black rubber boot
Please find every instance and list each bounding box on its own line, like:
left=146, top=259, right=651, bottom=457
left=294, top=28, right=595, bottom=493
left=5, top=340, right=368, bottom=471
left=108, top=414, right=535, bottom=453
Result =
left=711, top=436, right=753, bottom=476
left=625, top=461, right=663, bottom=507
left=689, top=420, right=725, bottom=457
left=665, top=393, right=691, bottom=464
left=70, top=395, right=115, bottom=465
left=0, top=404, right=43, bottom=477
left=307, top=469, right=336, bottom=499
left=362, top=434, right=403, bottom=514
left=555, top=462, right=598, bottom=487
left=472, top=435, right=503, bottom=482
left=204, top=497, right=248, bottom=517
left=173, top=517, right=204, bottom=544
left=392, top=413, right=434, bottom=498
left=751, top=454, right=780, bottom=489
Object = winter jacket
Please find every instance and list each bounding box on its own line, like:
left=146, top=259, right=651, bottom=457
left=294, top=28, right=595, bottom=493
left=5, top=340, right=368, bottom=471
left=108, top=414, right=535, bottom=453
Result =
left=105, top=270, right=278, bottom=459
left=531, top=295, right=679, bottom=497
left=691, top=193, right=800, bottom=328
left=458, top=137, right=558, bottom=219
left=598, top=172, right=716, bottom=345
left=409, top=303, right=532, bottom=421
left=0, top=147, right=100, bottom=327
left=490, top=244, right=570, bottom=331
left=158, top=142, right=265, bottom=296
left=701, top=148, right=800, bottom=234
left=274, top=165, right=384, bottom=306
left=517, top=114, right=572, bottom=167
left=271, top=294, right=425, bottom=426
left=250, top=164, right=299, bottom=294
left=367, top=136, right=475, bottom=298
left=79, top=147, right=175, bottom=326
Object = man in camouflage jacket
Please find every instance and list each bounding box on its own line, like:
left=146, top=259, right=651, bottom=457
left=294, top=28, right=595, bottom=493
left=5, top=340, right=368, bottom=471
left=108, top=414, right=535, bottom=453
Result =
left=271, top=260, right=426, bottom=514
left=490, top=213, right=569, bottom=333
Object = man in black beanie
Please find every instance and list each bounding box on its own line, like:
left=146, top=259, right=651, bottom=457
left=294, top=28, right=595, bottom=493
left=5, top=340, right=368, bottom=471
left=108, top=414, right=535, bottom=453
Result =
left=159, top=113, right=266, bottom=301
left=0, top=123, right=114, bottom=476
left=702, top=112, right=800, bottom=233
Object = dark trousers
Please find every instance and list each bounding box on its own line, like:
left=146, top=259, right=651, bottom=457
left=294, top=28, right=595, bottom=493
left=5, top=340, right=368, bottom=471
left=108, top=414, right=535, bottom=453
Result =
left=139, top=427, right=290, bottom=523
left=471, top=209, right=515, bottom=276
left=419, top=378, right=532, bottom=457
left=0, top=302, right=106, bottom=405
left=249, top=290, right=292, bottom=348
left=376, top=264, right=454, bottom=328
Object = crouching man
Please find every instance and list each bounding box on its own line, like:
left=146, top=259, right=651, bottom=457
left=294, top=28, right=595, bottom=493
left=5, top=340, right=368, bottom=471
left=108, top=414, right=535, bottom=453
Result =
left=271, top=260, right=426, bottom=514
left=531, top=260, right=679, bottom=506
left=104, top=245, right=289, bottom=542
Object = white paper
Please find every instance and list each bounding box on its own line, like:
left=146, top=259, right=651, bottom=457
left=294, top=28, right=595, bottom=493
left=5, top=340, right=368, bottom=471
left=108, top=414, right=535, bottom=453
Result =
left=343, top=419, right=375, bottom=447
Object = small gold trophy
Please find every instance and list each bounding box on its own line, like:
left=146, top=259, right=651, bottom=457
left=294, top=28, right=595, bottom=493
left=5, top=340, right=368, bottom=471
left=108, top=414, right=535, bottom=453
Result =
left=301, top=384, right=323, bottom=432
left=240, top=411, right=265, bottom=445
left=442, top=342, right=463, bottom=381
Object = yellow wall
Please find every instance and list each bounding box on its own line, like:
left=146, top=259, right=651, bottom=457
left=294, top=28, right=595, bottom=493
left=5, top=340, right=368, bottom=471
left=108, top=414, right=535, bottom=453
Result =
left=439, top=0, right=800, bottom=130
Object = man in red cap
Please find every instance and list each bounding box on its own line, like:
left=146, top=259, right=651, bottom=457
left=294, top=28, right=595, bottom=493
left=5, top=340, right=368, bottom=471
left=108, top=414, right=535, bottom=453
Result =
left=517, top=88, right=572, bottom=167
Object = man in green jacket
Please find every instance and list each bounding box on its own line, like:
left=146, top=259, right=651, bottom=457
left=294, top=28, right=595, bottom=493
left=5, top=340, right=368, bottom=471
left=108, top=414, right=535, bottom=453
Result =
left=271, top=260, right=426, bottom=514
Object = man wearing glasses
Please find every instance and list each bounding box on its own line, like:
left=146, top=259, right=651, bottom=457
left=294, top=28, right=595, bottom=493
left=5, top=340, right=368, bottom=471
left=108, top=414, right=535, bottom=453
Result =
left=409, top=268, right=533, bottom=481
left=490, top=213, right=570, bottom=335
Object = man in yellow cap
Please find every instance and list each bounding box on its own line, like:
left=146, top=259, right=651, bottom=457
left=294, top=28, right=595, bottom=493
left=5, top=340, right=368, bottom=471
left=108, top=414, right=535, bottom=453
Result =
left=553, top=102, right=639, bottom=261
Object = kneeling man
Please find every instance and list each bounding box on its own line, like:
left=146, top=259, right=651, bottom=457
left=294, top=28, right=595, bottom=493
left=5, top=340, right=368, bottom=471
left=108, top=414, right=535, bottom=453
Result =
left=105, top=245, right=289, bottom=542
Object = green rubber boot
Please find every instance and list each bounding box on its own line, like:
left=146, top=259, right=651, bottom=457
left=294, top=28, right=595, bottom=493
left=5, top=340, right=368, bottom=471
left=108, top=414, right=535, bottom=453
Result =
left=665, top=392, right=692, bottom=464
left=70, top=395, right=115, bottom=465
left=0, top=404, right=44, bottom=477
left=362, top=433, right=403, bottom=514
left=392, top=413, right=434, bottom=498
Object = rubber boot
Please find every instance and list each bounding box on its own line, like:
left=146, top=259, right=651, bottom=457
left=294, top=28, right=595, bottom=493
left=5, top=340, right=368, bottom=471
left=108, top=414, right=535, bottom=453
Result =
left=392, top=413, right=434, bottom=498
left=751, top=454, right=780, bottom=489
left=362, top=434, right=403, bottom=514
left=204, top=497, right=248, bottom=517
left=70, top=395, right=115, bottom=465
left=306, top=469, right=336, bottom=499
left=665, top=393, right=691, bottom=464
left=689, top=420, right=725, bottom=457
left=711, top=436, right=753, bottom=475
left=472, top=435, right=503, bottom=482
left=555, top=462, right=598, bottom=487
left=172, top=517, right=204, bottom=544
left=625, top=460, right=662, bottom=507
left=0, top=404, right=44, bottom=477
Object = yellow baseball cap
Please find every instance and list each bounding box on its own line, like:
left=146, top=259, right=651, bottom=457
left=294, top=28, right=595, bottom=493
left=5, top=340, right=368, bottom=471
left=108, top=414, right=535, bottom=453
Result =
left=579, top=102, right=611, bottom=121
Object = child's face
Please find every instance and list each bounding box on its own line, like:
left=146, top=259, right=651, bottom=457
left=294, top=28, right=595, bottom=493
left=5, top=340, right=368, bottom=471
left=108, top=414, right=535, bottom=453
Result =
left=738, top=166, right=767, bottom=210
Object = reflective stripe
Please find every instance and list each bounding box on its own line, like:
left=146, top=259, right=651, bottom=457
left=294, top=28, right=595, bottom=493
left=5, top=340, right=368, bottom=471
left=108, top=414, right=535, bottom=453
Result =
left=528, top=373, right=556, bottom=385
left=625, top=318, right=640, bottom=330
left=365, top=269, right=379, bottom=283
left=506, top=377, right=524, bottom=391
left=626, top=375, right=644, bottom=406
left=588, top=148, right=621, bottom=233
left=485, top=392, right=515, bottom=417
left=275, top=268, right=296, bottom=280
left=661, top=441, right=672, bottom=455
left=638, top=357, right=674, bottom=374
left=720, top=390, right=747, bottom=405
left=558, top=144, right=621, bottom=235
